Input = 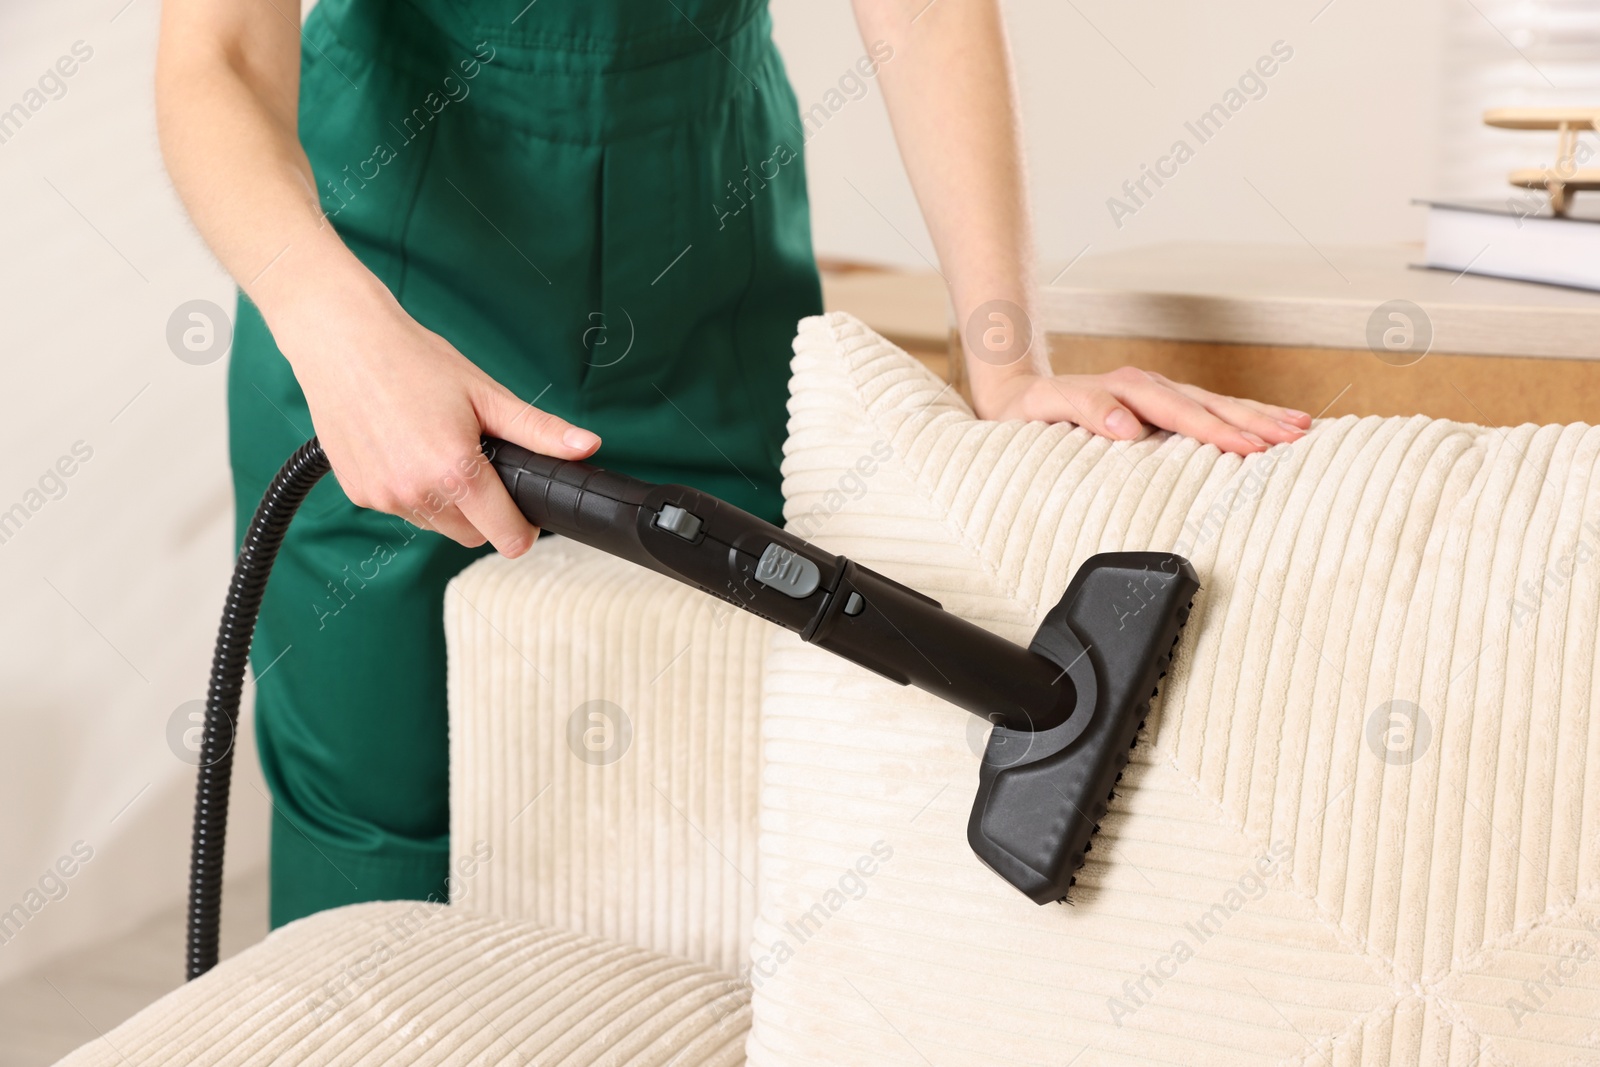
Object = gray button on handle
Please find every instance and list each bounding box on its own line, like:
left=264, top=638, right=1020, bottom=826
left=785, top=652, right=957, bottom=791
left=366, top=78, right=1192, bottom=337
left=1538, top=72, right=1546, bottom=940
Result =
left=654, top=504, right=703, bottom=541
left=754, top=543, right=821, bottom=598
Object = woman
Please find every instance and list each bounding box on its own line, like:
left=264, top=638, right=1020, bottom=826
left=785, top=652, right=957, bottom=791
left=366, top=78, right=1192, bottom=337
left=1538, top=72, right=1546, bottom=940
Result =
left=156, top=0, right=1308, bottom=928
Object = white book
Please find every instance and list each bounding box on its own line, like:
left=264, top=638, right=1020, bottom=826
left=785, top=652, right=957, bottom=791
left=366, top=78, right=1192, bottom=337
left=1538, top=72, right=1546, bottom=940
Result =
left=1417, top=198, right=1600, bottom=292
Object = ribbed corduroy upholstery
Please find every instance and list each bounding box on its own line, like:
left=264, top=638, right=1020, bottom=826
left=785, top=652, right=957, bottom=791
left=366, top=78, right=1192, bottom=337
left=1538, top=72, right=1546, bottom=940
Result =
left=445, top=539, right=769, bottom=974
left=49, top=313, right=1600, bottom=1066
left=744, top=313, right=1600, bottom=1065
left=54, top=902, right=750, bottom=1065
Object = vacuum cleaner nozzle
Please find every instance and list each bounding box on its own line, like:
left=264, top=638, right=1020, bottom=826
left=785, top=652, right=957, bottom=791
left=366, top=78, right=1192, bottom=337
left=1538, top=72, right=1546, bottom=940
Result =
left=188, top=438, right=1199, bottom=977
left=967, top=553, right=1198, bottom=903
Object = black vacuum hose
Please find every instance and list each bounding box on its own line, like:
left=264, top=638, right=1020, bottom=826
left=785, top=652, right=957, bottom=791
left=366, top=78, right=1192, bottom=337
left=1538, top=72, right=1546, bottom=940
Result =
left=187, top=438, right=329, bottom=980
left=186, top=433, right=1180, bottom=947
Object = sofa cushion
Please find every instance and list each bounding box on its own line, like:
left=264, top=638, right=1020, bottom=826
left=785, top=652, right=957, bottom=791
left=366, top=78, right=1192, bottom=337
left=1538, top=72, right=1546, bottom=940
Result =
left=54, top=901, right=749, bottom=1066
left=446, top=538, right=769, bottom=975
left=745, top=313, right=1600, bottom=1065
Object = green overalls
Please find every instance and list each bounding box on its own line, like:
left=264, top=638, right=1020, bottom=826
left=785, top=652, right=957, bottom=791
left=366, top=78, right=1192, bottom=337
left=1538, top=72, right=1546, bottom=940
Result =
left=229, top=0, right=820, bottom=927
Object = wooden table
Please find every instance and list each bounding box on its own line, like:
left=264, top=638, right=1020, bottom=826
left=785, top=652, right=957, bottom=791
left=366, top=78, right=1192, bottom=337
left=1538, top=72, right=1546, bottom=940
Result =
left=823, top=244, right=1600, bottom=426
left=1031, top=243, right=1600, bottom=426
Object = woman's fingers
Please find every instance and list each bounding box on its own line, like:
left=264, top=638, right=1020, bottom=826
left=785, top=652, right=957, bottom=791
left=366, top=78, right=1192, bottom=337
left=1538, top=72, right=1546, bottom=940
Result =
left=284, top=297, right=601, bottom=558
left=455, top=486, right=538, bottom=558
left=1151, top=378, right=1305, bottom=445
left=458, top=381, right=603, bottom=557
left=987, top=367, right=1312, bottom=456
left=1146, top=373, right=1309, bottom=440
left=408, top=501, right=489, bottom=550
left=1233, top=394, right=1312, bottom=429
left=1040, top=367, right=1267, bottom=454
left=1111, top=374, right=1267, bottom=454
left=475, top=382, right=601, bottom=459
left=1030, top=374, right=1144, bottom=440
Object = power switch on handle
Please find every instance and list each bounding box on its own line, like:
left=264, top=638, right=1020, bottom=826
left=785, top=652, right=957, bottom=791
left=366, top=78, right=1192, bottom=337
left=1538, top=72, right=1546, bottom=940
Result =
left=654, top=504, right=703, bottom=541
left=754, top=543, right=821, bottom=598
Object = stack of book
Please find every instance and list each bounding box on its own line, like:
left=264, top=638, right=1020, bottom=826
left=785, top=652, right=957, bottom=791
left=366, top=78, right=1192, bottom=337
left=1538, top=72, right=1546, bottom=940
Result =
left=1417, top=198, right=1600, bottom=292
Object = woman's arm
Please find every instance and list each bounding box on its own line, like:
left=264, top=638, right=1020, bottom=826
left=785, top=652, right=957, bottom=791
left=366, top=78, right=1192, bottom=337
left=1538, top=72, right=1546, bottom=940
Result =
left=156, top=0, right=599, bottom=554
left=849, top=0, right=1309, bottom=454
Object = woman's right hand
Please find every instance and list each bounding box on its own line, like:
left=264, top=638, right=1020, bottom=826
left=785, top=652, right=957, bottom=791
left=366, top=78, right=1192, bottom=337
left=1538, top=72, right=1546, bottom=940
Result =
left=273, top=275, right=599, bottom=559
left=155, top=0, right=597, bottom=560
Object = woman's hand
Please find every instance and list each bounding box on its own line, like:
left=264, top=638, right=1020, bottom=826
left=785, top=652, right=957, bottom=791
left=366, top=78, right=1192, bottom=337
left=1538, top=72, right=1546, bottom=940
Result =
left=853, top=0, right=1309, bottom=457
left=274, top=275, right=599, bottom=557
left=156, top=0, right=597, bottom=558
left=971, top=367, right=1310, bottom=456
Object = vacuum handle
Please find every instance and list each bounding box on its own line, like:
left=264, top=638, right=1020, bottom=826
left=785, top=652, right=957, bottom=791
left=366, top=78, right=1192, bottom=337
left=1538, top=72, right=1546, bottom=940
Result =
left=483, top=438, right=1073, bottom=730
left=481, top=439, right=661, bottom=573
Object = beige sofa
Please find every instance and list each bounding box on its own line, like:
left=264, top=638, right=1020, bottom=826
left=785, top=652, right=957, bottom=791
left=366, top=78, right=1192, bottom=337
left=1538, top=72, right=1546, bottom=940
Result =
left=57, top=314, right=1600, bottom=1065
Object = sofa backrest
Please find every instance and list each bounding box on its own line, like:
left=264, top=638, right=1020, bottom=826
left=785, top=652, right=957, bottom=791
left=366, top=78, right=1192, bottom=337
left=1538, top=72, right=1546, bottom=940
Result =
left=743, top=312, right=1600, bottom=1066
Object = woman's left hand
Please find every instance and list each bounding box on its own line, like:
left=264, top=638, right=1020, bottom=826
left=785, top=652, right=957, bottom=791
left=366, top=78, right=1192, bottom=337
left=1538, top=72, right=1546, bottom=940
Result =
left=972, top=367, right=1311, bottom=457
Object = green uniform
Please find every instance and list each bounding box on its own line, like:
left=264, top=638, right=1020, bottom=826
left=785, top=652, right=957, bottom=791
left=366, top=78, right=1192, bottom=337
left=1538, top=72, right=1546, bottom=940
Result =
left=229, top=0, right=820, bottom=927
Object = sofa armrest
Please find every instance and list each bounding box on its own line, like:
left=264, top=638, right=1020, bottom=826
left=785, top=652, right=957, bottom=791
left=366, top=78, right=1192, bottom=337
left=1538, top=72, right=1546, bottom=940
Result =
left=445, top=536, right=769, bottom=975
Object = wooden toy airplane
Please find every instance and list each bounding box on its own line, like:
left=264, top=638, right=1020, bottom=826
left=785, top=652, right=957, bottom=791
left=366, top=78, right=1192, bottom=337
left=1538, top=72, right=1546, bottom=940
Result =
left=1485, top=107, right=1600, bottom=216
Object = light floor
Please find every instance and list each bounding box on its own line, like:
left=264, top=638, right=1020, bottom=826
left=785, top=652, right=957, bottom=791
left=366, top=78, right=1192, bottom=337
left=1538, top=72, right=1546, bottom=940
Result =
left=0, top=869, right=269, bottom=1067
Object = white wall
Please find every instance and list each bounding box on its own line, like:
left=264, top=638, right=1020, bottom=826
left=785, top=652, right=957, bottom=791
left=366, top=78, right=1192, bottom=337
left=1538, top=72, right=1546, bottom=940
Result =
left=0, top=0, right=1454, bottom=983
left=1436, top=0, right=1600, bottom=202
left=773, top=0, right=1448, bottom=270
left=0, top=0, right=271, bottom=983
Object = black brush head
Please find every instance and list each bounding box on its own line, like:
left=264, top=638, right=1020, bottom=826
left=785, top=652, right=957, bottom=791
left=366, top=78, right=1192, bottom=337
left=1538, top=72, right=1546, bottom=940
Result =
left=966, top=552, right=1199, bottom=904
